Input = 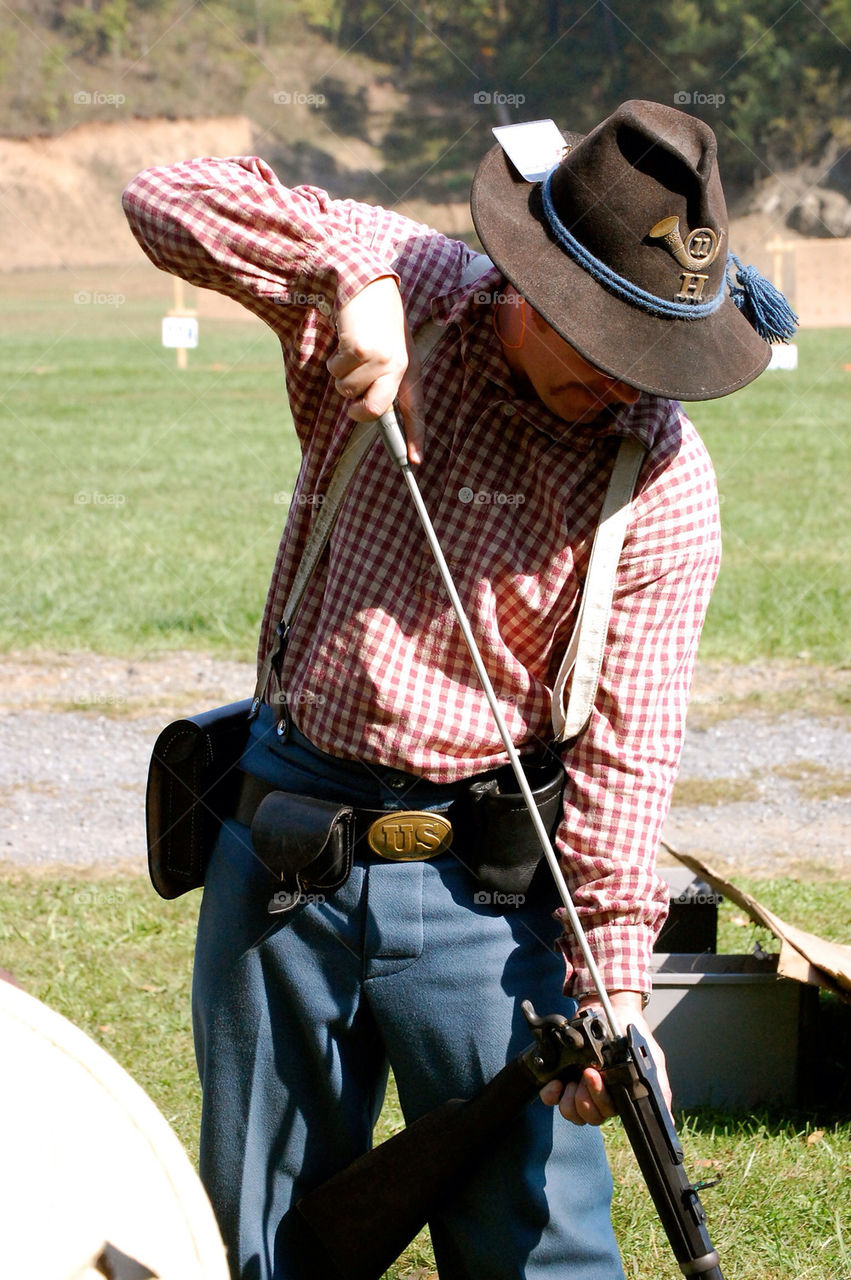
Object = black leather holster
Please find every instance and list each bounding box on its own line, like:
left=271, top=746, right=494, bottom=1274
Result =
left=145, top=700, right=252, bottom=899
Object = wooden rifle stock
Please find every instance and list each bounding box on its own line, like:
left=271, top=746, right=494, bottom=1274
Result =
left=297, top=1005, right=724, bottom=1280
left=298, top=1054, right=540, bottom=1280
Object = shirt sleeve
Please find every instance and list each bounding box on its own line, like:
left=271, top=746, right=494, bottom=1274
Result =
left=555, top=410, right=721, bottom=1000
left=120, top=155, right=436, bottom=338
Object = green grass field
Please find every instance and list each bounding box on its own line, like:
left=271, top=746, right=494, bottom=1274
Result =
left=0, top=267, right=292, bottom=658
left=1, top=266, right=849, bottom=664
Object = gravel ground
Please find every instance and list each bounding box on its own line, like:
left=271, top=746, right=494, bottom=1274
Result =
left=663, top=713, right=850, bottom=876
left=0, top=652, right=848, bottom=879
left=0, top=652, right=254, bottom=873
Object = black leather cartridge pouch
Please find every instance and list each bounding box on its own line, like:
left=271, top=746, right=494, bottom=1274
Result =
left=249, top=791, right=355, bottom=915
left=146, top=699, right=253, bottom=900
left=467, top=760, right=566, bottom=898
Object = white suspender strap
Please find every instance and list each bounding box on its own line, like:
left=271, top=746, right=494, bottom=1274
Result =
left=251, top=417, right=379, bottom=713
left=551, top=434, right=647, bottom=743
left=409, top=252, right=492, bottom=357
left=278, top=418, right=377, bottom=632
left=460, top=252, right=493, bottom=285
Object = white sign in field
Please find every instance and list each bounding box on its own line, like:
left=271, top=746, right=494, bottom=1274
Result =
left=766, top=343, right=798, bottom=370
left=162, top=315, right=199, bottom=349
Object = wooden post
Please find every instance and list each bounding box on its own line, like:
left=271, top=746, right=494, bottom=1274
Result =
left=167, top=278, right=198, bottom=369
left=766, top=236, right=788, bottom=291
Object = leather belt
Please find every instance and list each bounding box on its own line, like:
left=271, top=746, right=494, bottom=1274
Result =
left=235, top=772, right=463, bottom=862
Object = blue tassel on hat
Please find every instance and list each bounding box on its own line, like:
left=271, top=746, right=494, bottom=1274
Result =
left=727, top=254, right=798, bottom=344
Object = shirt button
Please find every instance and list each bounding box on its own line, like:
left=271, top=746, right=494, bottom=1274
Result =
left=502, top=404, right=516, bottom=418
left=316, top=298, right=332, bottom=317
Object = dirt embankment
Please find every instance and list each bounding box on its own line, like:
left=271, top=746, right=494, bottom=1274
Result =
left=0, top=117, right=256, bottom=272
left=0, top=111, right=474, bottom=274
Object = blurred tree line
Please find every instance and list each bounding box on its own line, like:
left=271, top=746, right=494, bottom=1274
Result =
left=328, top=0, right=850, bottom=193
left=2, top=0, right=848, bottom=199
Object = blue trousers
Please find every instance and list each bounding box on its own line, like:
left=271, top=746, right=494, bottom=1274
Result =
left=192, top=710, right=623, bottom=1280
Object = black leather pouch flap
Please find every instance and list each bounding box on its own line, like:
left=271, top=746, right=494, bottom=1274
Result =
left=250, top=791, right=354, bottom=889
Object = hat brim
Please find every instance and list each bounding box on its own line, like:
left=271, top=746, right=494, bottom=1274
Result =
left=470, top=142, right=770, bottom=401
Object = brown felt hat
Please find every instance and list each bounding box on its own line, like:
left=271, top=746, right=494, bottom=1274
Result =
left=470, top=100, right=773, bottom=401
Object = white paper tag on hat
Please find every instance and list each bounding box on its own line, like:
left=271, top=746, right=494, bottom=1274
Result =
left=492, top=119, right=568, bottom=183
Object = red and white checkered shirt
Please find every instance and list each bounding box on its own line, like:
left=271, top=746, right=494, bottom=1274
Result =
left=123, top=156, right=722, bottom=997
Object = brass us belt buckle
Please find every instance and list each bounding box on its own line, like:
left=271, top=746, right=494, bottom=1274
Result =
left=367, top=811, right=453, bottom=861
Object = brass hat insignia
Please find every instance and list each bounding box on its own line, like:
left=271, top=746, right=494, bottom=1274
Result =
left=649, top=216, right=725, bottom=303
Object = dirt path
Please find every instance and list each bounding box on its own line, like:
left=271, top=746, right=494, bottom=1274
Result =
left=0, top=652, right=848, bottom=879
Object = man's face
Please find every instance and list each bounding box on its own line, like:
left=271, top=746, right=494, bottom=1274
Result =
left=502, top=301, right=641, bottom=424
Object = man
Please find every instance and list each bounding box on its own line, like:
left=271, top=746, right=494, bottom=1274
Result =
left=123, top=100, right=791, bottom=1279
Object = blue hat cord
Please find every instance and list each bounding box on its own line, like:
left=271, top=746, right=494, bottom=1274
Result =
left=727, top=254, right=798, bottom=344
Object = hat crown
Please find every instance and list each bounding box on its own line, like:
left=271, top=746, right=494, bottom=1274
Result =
left=545, top=101, right=728, bottom=305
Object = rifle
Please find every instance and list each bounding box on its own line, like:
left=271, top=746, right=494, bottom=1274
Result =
left=298, top=1001, right=723, bottom=1280
left=298, top=411, right=725, bottom=1279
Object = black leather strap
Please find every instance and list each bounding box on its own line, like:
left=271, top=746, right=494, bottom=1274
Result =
left=235, top=772, right=459, bottom=860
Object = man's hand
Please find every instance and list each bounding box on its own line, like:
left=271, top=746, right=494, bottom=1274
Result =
left=539, top=990, right=673, bottom=1127
left=326, top=276, right=425, bottom=464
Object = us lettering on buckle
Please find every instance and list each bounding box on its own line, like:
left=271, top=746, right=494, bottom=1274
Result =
left=367, top=811, right=453, bottom=860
